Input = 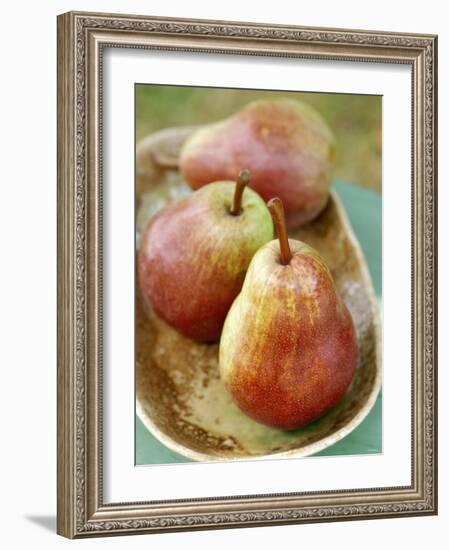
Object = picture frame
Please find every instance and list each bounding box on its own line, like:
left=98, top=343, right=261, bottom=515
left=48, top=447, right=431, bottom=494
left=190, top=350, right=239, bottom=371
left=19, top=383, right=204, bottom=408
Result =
left=57, top=10, right=438, bottom=538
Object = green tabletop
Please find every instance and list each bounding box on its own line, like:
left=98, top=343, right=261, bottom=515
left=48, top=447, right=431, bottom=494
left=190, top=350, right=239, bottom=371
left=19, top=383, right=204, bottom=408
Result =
left=136, top=180, right=382, bottom=465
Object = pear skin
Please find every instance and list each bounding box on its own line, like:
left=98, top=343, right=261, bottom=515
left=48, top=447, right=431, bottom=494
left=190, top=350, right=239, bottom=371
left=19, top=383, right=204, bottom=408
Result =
left=180, top=99, right=335, bottom=228
left=219, top=233, right=357, bottom=430
left=138, top=179, right=273, bottom=342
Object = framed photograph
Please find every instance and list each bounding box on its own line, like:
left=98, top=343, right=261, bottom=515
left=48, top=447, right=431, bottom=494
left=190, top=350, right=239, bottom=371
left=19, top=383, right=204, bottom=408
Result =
left=57, top=11, right=438, bottom=538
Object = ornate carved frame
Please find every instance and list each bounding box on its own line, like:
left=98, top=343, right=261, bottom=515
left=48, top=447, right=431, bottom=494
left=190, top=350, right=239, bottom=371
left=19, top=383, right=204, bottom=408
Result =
left=57, top=11, right=438, bottom=538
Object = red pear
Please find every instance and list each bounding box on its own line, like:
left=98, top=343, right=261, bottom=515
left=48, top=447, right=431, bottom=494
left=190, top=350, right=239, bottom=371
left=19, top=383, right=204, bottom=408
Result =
left=138, top=171, right=273, bottom=342
left=219, top=198, right=357, bottom=429
left=180, top=99, right=335, bottom=228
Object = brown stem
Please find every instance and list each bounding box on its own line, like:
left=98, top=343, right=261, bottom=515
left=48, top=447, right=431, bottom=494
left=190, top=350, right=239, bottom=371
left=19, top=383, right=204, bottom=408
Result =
left=268, top=198, right=292, bottom=265
left=230, top=169, right=251, bottom=215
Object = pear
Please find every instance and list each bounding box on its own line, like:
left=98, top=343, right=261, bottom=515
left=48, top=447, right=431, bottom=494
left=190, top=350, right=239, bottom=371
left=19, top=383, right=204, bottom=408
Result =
left=138, top=170, right=273, bottom=342
left=219, top=198, right=357, bottom=429
left=180, top=99, right=335, bottom=228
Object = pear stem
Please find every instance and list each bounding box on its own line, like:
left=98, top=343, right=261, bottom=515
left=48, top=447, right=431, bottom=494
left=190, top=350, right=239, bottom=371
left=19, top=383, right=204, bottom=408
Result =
left=230, top=169, right=251, bottom=215
left=268, top=197, right=292, bottom=265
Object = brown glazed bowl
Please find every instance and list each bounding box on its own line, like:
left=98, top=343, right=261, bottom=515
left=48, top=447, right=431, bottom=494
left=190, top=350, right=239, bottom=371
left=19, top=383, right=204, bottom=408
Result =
left=135, top=127, right=381, bottom=462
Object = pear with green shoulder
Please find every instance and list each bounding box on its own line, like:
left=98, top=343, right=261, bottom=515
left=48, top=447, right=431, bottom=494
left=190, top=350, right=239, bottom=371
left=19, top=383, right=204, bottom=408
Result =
left=219, top=197, right=358, bottom=429
left=138, top=170, right=274, bottom=342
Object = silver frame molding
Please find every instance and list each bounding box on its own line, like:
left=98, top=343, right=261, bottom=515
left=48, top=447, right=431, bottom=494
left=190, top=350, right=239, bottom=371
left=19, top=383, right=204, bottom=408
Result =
left=57, top=11, right=438, bottom=538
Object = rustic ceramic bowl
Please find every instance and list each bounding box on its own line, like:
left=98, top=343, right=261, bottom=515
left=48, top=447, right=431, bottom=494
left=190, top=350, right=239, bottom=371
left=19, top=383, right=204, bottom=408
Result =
left=135, top=127, right=382, bottom=462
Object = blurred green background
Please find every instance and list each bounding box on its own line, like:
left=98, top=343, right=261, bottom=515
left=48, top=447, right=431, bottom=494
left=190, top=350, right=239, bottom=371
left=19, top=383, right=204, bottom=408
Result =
left=136, top=85, right=382, bottom=193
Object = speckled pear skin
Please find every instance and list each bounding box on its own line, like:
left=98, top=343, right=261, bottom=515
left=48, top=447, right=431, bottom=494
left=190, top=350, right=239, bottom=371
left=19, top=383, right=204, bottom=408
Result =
left=219, top=240, right=358, bottom=430
left=138, top=181, right=274, bottom=342
left=179, top=99, right=335, bottom=228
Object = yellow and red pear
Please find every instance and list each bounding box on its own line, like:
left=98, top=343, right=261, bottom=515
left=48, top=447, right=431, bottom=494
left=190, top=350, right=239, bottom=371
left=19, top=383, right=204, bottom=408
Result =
left=138, top=170, right=273, bottom=342
left=219, top=198, right=357, bottom=429
left=180, top=99, right=335, bottom=228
